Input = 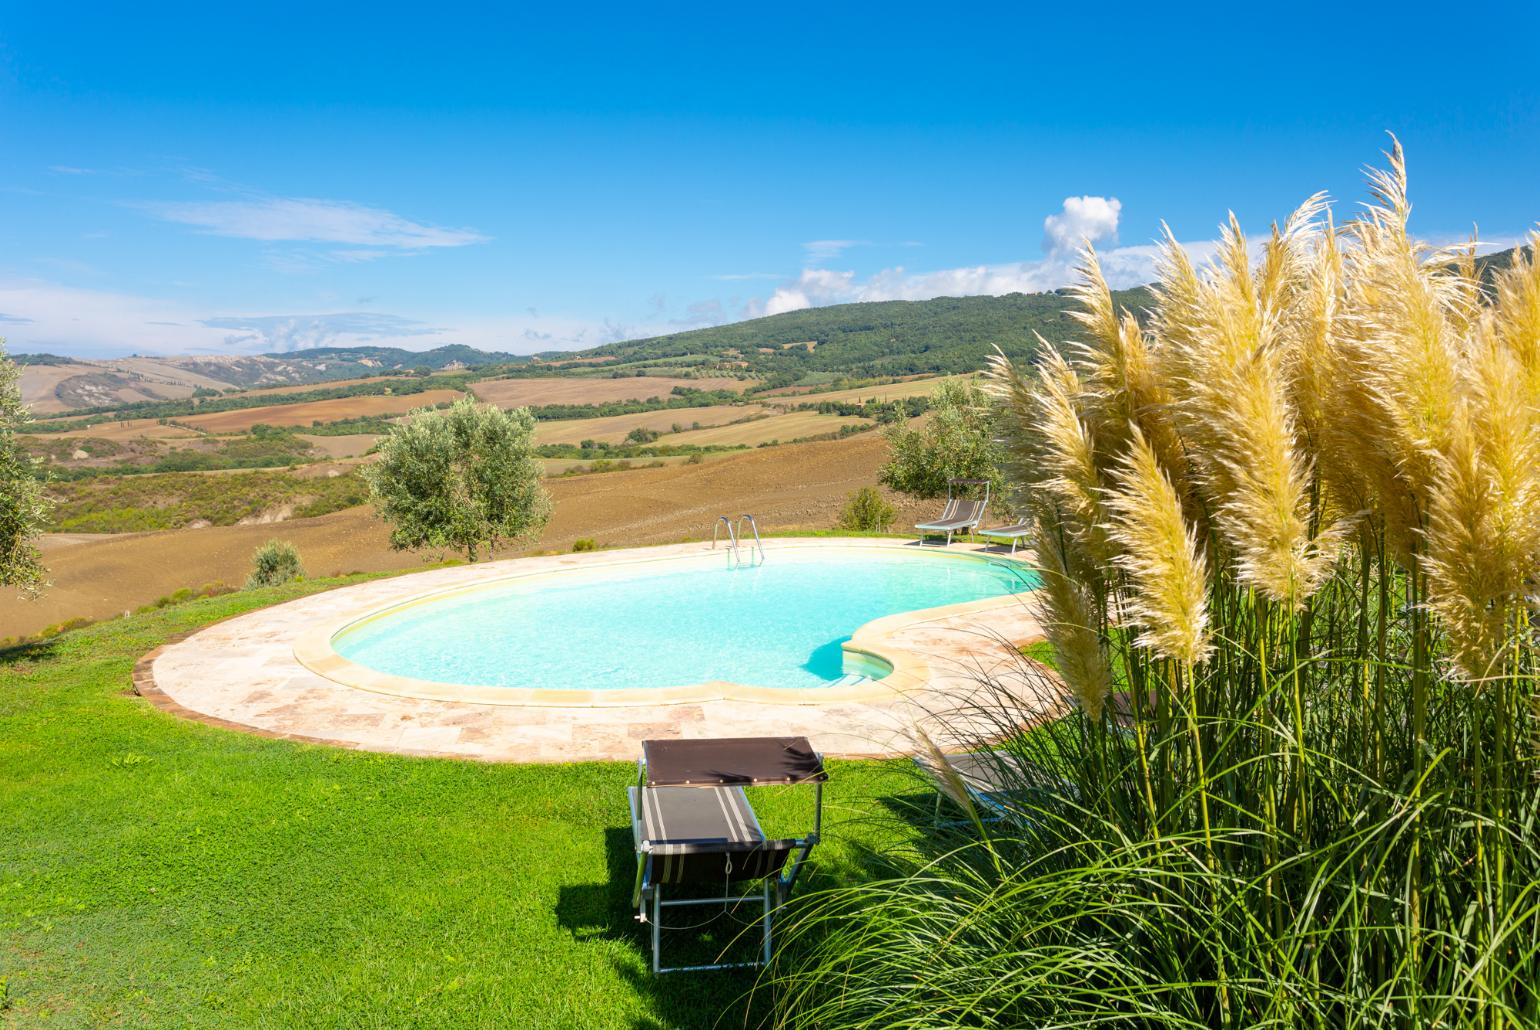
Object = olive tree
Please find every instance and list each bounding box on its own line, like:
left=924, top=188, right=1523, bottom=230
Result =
left=363, top=397, right=552, bottom=562
left=879, top=378, right=1003, bottom=502
left=0, top=341, right=51, bottom=598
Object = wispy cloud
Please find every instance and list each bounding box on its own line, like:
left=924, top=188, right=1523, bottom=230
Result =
left=199, top=312, right=444, bottom=352
left=48, top=165, right=96, bottom=176
left=0, top=279, right=231, bottom=355
left=0, top=276, right=661, bottom=358
left=803, top=239, right=870, bottom=264
left=144, top=196, right=489, bottom=253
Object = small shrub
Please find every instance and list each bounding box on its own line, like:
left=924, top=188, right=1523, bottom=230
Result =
left=572, top=538, right=597, bottom=552
left=246, top=540, right=304, bottom=589
left=837, top=486, right=897, bottom=533
left=136, top=581, right=237, bottom=614
left=685, top=452, right=705, bottom=465
left=40, top=617, right=94, bottom=638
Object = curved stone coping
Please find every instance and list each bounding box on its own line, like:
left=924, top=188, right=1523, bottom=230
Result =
left=139, top=538, right=1055, bottom=762
left=291, top=540, right=1037, bottom=707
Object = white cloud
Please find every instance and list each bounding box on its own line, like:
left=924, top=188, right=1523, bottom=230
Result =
left=763, top=289, right=809, bottom=315
left=1042, top=195, right=1122, bottom=256
left=145, top=196, right=488, bottom=250
left=0, top=278, right=649, bottom=358
left=744, top=239, right=1222, bottom=319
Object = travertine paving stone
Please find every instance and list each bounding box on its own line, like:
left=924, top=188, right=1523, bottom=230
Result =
left=141, top=539, right=1062, bottom=762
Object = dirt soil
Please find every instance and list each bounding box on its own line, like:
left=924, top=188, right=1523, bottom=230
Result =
left=0, top=433, right=930, bottom=640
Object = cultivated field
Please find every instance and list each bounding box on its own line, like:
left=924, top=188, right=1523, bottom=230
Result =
left=470, top=375, right=748, bottom=407
left=782, top=375, right=959, bottom=404
left=532, top=404, right=768, bottom=445
left=18, top=364, right=97, bottom=414
left=0, top=432, right=923, bottom=638
left=294, top=433, right=381, bottom=459
left=175, top=389, right=465, bottom=433
left=22, top=418, right=204, bottom=445
left=18, top=362, right=200, bottom=415
left=661, top=411, right=869, bottom=446
left=235, top=376, right=409, bottom=399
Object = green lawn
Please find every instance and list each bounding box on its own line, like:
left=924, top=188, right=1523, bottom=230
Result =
left=0, top=580, right=924, bottom=1027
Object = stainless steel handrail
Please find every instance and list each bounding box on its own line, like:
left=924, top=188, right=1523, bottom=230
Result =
left=736, top=514, right=764, bottom=565
left=713, top=515, right=739, bottom=564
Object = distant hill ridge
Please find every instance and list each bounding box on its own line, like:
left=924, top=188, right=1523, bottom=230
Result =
left=10, top=244, right=1531, bottom=396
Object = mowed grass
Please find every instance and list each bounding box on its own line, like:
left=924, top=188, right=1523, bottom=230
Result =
left=176, top=390, right=465, bottom=434
left=0, top=581, right=924, bottom=1027
left=533, top=405, right=767, bottom=446
left=662, top=412, right=869, bottom=447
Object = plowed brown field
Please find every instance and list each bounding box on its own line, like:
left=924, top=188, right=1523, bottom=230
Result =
left=0, top=433, right=926, bottom=639
left=470, top=376, right=748, bottom=407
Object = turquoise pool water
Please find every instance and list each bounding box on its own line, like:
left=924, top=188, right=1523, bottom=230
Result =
left=334, top=551, right=1036, bottom=692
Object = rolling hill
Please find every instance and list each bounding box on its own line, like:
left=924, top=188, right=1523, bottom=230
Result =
left=540, top=287, right=1155, bottom=383
left=10, top=346, right=527, bottom=416
left=13, top=243, right=1529, bottom=413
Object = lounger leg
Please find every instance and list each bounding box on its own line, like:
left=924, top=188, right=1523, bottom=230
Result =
left=652, top=888, right=662, bottom=974
left=762, top=881, right=773, bottom=966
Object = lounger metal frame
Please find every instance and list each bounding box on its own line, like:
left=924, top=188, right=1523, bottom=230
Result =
left=915, top=478, right=991, bottom=546
left=976, top=523, right=1033, bottom=554
left=629, top=750, right=824, bottom=974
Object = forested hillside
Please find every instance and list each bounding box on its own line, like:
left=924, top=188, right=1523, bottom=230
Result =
left=552, top=287, right=1154, bottom=381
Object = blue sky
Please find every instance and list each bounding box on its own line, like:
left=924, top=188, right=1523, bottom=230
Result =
left=1, top=1, right=1536, bottom=357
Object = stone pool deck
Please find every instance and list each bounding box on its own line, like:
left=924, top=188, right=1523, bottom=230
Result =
left=136, top=538, right=1065, bottom=763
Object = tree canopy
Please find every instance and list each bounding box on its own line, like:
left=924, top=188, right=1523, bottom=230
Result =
left=363, top=397, right=551, bottom=562
left=879, top=379, right=1004, bottom=505
left=0, top=341, right=52, bottom=597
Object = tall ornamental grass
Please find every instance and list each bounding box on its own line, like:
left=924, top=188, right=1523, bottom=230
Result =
left=767, top=143, right=1540, bottom=1027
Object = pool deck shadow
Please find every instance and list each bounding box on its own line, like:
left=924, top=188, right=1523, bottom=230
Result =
left=137, top=538, right=1064, bottom=763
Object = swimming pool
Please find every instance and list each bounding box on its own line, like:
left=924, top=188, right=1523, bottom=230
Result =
left=330, top=549, right=1035, bottom=694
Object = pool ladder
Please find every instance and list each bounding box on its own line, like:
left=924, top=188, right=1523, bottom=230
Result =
left=713, top=514, right=765, bottom=567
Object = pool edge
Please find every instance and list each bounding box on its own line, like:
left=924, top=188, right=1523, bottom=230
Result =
left=290, top=538, right=1038, bottom=708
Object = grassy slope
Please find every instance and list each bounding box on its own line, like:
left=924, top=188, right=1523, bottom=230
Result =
left=0, top=580, right=921, bottom=1027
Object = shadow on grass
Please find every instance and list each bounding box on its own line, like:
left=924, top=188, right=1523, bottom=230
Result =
left=555, top=826, right=774, bottom=1030
left=0, top=638, right=63, bottom=667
